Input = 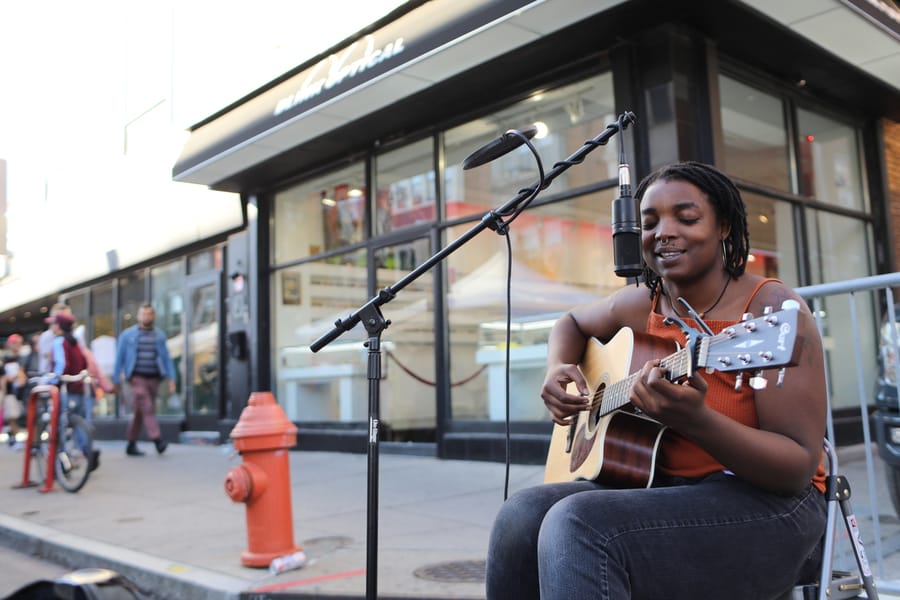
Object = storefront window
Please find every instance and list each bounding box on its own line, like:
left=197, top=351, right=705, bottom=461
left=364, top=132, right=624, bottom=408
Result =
left=90, top=282, right=115, bottom=418
left=741, top=190, right=798, bottom=286
left=374, top=139, right=436, bottom=234
left=185, top=275, right=219, bottom=417
left=273, top=163, right=367, bottom=264
left=118, top=272, right=146, bottom=332
left=273, top=250, right=370, bottom=423
left=188, top=247, right=222, bottom=274
left=116, top=272, right=145, bottom=420
left=806, top=210, right=876, bottom=411
left=445, top=188, right=615, bottom=421
left=806, top=210, right=878, bottom=408
left=807, top=209, right=874, bottom=288
left=718, top=76, right=790, bottom=191
left=151, top=260, right=185, bottom=416
left=796, top=109, right=866, bottom=211
left=151, top=261, right=185, bottom=338
left=443, top=73, right=617, bottom=220
left=372, top=240, right=436, bottom=440
left=64, top=292, right=88, bottom=334
left=718, top=73, right=877, bottom=416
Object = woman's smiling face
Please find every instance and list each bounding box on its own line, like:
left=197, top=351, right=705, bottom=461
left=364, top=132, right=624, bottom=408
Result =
left=640, top=178, right=726, bottom=282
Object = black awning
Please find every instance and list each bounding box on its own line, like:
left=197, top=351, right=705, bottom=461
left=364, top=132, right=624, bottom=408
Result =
left=172, top=0, right=536, bottom=186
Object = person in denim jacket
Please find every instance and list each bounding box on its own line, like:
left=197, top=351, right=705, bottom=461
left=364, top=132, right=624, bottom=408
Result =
left=112, top=304, right=176, bottom=456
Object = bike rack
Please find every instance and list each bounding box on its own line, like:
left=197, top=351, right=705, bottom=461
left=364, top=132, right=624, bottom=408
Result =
left=13, top=384, right=61, bottom=493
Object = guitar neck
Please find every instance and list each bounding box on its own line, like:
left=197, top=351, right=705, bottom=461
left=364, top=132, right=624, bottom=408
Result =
left=598, top=344, right=696, bottom=416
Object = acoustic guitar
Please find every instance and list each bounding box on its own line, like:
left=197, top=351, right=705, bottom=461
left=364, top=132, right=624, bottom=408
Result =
left=544, top=305, right=802, bottom=488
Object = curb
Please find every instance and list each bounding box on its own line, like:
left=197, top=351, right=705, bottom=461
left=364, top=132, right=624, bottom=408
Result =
left=0, top=514, right=245, bottom=600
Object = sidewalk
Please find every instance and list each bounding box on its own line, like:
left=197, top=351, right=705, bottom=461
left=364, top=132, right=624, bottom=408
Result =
left=1, top=439, right=898, bottom=600
left=0, top=439, right=544, bottom=600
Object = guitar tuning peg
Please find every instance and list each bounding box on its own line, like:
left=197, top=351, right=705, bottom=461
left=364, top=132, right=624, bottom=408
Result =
left=776, top=367, right=786, bottom=387
left=749, top=371, right=767, bottom=390
left=781, top=299, right=800, bottom=311
left=763, top=306, right=773, bottom=315
left=741, top=312, right=754, bottom=322
left=734, top=372, right=743, bottom=392
left=705, top=367, right=715, bottom=375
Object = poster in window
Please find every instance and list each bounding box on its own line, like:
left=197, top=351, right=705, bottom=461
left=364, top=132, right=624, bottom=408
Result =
left=281, top=272, right=301, bottom=305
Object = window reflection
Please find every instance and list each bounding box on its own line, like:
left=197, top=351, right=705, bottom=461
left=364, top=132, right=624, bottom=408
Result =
left=90, top=283, right=115, bottom=418
left=151, top=260, right=185, bottom=416
left=446, top=189, right=615, bottom=421
left=274, top=164, right=367, bottom=264
left=807, top=210, right=873, bottom=285
left=187, top=280, right=218, bottom=416
left=806, top=208, right=877, bottom=412
left=373, top=241, right=436, bottom=440
left=797, top=109, right=865, bottom=211
left=741, top=191, right=798, bottom=286
left=718, top=76, right=790, bottom=191
left=375, top=139, right=436, bottom=234
left=273, top=250, right=370, bottom=423
left=118, top=272, right=145, bottom=332
left=444, top=73, right=617, bottom=218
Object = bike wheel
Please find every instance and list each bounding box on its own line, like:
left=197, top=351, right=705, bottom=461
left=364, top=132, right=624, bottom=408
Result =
left=55, top=413, right=92, bottom=493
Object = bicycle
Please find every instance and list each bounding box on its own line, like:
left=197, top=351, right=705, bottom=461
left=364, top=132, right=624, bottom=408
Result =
left=25, top=370, right=95, bottom=493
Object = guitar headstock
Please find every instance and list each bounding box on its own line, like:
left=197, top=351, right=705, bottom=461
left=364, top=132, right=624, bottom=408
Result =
left=699, top=302, right=802, bottom=389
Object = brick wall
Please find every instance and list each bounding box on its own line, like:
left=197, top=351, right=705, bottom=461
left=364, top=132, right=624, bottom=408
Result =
left=885, top=118, right=900, bottom=270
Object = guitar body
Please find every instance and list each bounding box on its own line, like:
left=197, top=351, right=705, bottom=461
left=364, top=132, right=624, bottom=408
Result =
left=544, top=327, right=677, bottom=488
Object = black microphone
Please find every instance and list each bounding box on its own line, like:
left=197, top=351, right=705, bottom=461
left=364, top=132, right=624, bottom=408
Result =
left=612, top=160, right=643, bottom=278
left=462, top=125, right=539, bottom=170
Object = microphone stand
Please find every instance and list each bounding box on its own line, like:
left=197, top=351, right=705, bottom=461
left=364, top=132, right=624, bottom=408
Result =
left=310, top=111, right=636, bottom=600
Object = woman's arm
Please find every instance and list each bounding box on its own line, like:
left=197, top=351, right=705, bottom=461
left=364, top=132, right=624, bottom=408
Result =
left=541, top=285, right=652, bottom=425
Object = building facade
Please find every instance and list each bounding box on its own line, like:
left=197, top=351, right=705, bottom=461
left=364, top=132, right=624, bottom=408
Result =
left=3, top=0, right=899, bottom=460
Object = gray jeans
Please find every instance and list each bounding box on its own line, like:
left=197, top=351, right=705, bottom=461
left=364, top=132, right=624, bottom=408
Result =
left=486, top=472, right=826, bottom=599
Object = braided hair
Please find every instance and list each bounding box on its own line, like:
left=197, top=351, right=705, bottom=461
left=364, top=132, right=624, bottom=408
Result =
left=634, top=161, right=749, bottom=297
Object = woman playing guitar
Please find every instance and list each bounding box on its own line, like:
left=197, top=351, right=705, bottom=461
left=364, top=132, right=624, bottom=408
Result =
left=486, top=162, right=827, bottom=599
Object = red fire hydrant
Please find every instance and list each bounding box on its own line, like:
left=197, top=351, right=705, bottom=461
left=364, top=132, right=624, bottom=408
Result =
left=224, top=391, right=302, bottom=567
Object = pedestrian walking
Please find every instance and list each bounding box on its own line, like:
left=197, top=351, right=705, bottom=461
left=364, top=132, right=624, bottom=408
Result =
left=112, top=304, right=176, bottom=456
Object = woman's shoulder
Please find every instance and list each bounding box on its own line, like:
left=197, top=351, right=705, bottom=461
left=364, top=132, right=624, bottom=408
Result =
left=607, top=283, right=655, bottom=328
left=736, top=275, right=803, bottom=315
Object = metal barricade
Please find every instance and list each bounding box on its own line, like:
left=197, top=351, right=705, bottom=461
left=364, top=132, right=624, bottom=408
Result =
left=796, top=272, right=900, bottom=593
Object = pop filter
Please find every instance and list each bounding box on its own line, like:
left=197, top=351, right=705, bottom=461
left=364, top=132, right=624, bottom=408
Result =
left=462, top=125, right=539, bottom=170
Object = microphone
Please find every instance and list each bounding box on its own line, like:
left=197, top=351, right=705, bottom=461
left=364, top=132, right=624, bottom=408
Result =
left=462, top=125, right=538, bottom=170
left=612, top=160, right=643, bottom=278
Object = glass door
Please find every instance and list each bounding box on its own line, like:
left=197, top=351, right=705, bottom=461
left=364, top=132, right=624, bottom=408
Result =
left=184, top=271, right=222, bottom=430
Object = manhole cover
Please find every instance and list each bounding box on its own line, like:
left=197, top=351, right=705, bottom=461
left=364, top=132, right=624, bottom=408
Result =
left=300, top=536, right=354, bottom=556
left=413, top=559, right=486, bottom=583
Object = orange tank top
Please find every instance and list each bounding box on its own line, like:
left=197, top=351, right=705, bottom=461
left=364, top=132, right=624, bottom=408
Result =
left=647, top=278, right=826, bottom=493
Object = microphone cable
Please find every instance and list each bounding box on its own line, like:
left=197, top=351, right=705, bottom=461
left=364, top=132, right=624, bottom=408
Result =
left=497, top=133, right=544, bottom=501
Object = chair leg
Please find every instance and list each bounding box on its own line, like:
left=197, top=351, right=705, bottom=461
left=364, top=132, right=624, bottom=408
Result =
left=788, top=440, right=879, bottom=600
left=816, top=439, right=879, bottom=600
left=831, top=477, right=877, bottom=599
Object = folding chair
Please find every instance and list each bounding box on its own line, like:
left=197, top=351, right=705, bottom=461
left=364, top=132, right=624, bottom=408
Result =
left=783, top=438, right=879, bottom=600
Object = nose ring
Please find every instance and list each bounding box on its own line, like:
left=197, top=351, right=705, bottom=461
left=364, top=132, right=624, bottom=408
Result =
left=660, top=236, right=669, bottom=246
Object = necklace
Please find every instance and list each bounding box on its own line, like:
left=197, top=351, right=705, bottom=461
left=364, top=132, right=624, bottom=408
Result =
left=667, top=277, right=731, bottom=319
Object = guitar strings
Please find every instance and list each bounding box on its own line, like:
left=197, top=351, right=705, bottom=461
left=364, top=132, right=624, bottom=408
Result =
left=585, top=346, right=692, bottom=413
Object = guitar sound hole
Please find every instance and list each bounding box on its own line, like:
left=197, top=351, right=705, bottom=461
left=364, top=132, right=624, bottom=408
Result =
left=591, top=383, right=605, bottom=427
